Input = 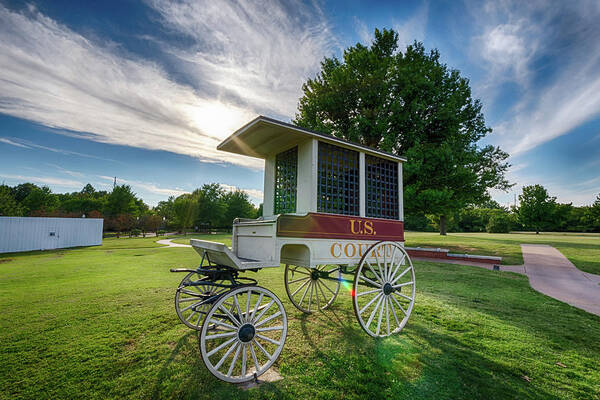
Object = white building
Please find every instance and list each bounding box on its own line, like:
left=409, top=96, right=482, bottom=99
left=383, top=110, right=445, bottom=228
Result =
left=0, top=217, right=103, bottom=253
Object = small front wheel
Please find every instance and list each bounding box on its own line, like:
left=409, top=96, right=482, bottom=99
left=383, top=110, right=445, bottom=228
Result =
left=174, top=271, right=229, bottom=330
left=199, top=286, right=288, bottom=383
left=353, top=242, right=415, bottom=337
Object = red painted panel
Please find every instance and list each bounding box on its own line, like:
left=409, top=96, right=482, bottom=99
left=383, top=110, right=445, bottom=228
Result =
left=277, top=213, right=404, bottom=241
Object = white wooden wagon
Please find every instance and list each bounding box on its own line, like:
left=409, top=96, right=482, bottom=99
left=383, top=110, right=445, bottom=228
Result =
left=170, top=117, right=415, bottom=383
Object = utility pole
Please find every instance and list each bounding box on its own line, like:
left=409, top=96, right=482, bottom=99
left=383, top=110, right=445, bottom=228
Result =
left=113, top=176, right=117, bottom=189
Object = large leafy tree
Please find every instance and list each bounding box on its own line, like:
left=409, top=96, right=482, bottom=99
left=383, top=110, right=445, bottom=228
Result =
left=194, top=184, right=226, bottom=227
left=518, top=184, right=556, bottom=234
left=222, top=190, right=256, bottom=225
left=104, top=185, right=138, bottom=217
left=294, top=28, right=511, bottom=234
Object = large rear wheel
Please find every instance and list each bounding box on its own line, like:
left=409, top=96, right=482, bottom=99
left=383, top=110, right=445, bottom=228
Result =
left=352, top=241, right=415, bottom=337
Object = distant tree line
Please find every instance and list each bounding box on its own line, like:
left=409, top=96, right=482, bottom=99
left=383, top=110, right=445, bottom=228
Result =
left=0, top=182, right=259, bottom=237
left=405, top=185, right=600, bottom=233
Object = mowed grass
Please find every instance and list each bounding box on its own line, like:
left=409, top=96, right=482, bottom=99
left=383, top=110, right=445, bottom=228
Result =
left=405, top=231, right=600, bottom=275
left=1, top=236, right=599, bottom=400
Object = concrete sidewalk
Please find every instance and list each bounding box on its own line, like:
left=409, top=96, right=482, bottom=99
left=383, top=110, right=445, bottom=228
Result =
left=517, top=244, right=600, bottom=316
left=156, top=239, right=191, bottom=248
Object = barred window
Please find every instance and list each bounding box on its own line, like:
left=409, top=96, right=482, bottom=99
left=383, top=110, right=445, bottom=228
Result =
left=317, top=142, right=359, bottom=215
left=366, top=155, right=399, bottom=219
left=274, top=146, right=297, bottom=214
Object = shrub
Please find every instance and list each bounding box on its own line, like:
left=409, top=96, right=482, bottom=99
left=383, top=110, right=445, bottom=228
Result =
left=486, top=213, right=511, bottom=233
left=157, top=230, right=166, bottom=237
left=130, top=228, right=142, bottom=237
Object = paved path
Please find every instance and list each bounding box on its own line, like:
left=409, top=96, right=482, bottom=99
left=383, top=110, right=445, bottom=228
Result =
left=415, top=244, right=600, bottom=316
left=156, top=239, right=191, bottom=248
left=517, top=244, right=600, bottom=316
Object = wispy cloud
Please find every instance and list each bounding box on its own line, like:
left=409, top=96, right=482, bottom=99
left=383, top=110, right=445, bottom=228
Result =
left=220, top=183, right=263, bottom=204
left=469, top=0, right=600, bottom=155
left=0, top=173, right=83, bottom=188
left=98, top=175, right=189, bottom=197
left=0, top=5, right=269, bottom=169
left=148, top=0, right=336, bottom=118
left=393, top=2, right=429, bottom=51
left=1, top=136, right=118, bottom=162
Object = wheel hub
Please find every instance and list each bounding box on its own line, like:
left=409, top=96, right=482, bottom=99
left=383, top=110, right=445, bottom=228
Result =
left=383, top=282, right=394, bottom=295
left=310, top=270, right=320, bottom=280
left=238, top=323, right=256, bottom=343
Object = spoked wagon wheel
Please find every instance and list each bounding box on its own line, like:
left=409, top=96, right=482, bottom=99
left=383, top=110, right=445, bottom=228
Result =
left=200, top=286, right=288, bottom=383
left=353, top=241, right=415, bottom=338
left=284, top=264, right=341, bottom=313
left=175, top=271, right=230, bottom=330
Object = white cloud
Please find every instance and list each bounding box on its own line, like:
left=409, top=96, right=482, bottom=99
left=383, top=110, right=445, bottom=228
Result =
left=0, top=5, right=262, bottom=169
left=148, top=0, right=336, bottom=118
left=98, top=175, right=189, bottom=198
left=393, top=3, right=429, bottom=51
left=468, top=0, right=600, bottom=155
left=354, top=17, right=372, bottom=45
left=220, top=183, right=264, bottom=204
left=0, top=173, right=83, bottom=188
left=0, top=137, right=30, bottom=148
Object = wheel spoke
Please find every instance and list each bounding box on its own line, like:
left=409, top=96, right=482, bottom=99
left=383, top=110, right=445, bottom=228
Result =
left=288, top=276, right=310, bottom=284
left=320, top=280, right=337, bottom=296
left=390, top=293, right=408, bottom=316
left=391, top=266, right=411, bottom=285
left=252, top=300, right=274, bottom=324
left=245, top=289, right=252, bottom=323
left=365, top=260, right=383, bottom=283
left=253, top=338, right=272, bottom=360
left=292, top=278, right=310, bottom=297
left=385, top=297, right=390, bottom=336
left=360, top=275, right=382, bottom=288
left=374, top=253, right=385, bottom=282
left=316, top=281, right=329, bottom=306
left=256, top=333, right=280, bottom=346
left=298, top=281, right=311, bottom=306
left=256, top=325, right=284, bottom=332
left=356, top=288, right=380, bottom=297
left=388, top=254, right=406, bottom=282
left=184, top=310, right=197, bottom=322
left=366, top=295, right=384, bottom=328
left=205, top=331, right=237, bottom=340
left=393, top=281, right=414, bottom=289
left=394, top=292, right=413, bottom=302
left=307, top=281, right=314, bottom=312
left=255, top=311, right=282, bottom=328
left=241, top=344, right=247, bottom=377
left=214, top=341, right=238, bottom=370
left=359, top=292, right=382, bottom=315
left=227, top=342, right=242, bottom=377
left=250, top=293, right=264, bottom=322
left=376, top=295, right=385, bottom=336
left=219, top=304, right=241, bottom=327
left=387, top=247, right=397, bottom=281
left=178, top=296, right=206, bottom=303
left=389, top=296, right=401, bottom=327
left=250, top=342, right=260, bottom=372
left=207, top=336, right=237, bottom=357
left=209, top=319, right=237, bottom=331
left=233, top=295, right=243, bottom=324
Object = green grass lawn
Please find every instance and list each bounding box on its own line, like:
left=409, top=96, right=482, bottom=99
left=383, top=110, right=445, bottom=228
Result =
left=1, top=235, right=599, bottom=399
left=405, top=231, right=600, bottom=275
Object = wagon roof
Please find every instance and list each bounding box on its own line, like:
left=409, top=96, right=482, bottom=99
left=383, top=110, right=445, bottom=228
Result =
left=217, top=116, right=407, bottom=163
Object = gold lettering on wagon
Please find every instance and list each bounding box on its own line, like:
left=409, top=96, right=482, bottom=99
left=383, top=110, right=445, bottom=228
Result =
left=349, top=219, right=377, bottom=235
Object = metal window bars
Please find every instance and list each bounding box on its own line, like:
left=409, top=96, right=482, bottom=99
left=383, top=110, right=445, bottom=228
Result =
left=317, top=142, right=360, bottom=215
left=274, top=146, right=298, bottom=214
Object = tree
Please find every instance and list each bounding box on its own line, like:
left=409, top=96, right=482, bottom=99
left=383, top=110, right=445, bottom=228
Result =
left=139, top=214, right=162, bottom=237
left=223, top=190, right=256, bottom=224
left=294, top=29, right=511, bottom=235
left=0, top=185, right=23, bottom=216
left=518, top=185, right=556, bottom=234
left=104, top=185, right=138, bottom=217
left=173, top=194, right=198, bottom=234
left=21, top=185, right=58, bottom=215
left=194, top=184, right=226, bottom=227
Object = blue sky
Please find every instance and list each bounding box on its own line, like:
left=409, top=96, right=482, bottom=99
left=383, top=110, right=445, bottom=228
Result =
left=1, top=0, right=599, bottom=207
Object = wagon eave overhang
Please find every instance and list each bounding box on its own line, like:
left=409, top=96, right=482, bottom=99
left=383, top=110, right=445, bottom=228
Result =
left=217, top=115, right=407, bottom=162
